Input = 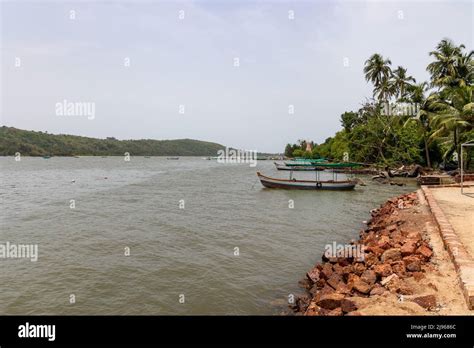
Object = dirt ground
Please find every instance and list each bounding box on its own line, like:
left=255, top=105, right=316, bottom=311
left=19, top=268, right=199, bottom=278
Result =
left=353, top=190, right=472, bottom=315
left=430, top=186, right=474, bottom=258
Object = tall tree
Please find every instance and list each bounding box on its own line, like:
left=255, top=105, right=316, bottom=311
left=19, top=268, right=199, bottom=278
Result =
left=373, top=77, right=397, bottom=103
left=391, top=66, right=416, bottom=101
left=364, top=54, right=393, bottom=99
left=405, top=82, right=433, bottom=167
left=455, top=50, right=474, bottom=87
left=427, top=38, right=465, bottom=88
left=428, top=85, right=474, bottom=166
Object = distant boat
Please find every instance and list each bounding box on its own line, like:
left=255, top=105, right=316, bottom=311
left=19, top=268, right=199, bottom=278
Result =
left=167, top=157, right=179, bottom=160
left=144, top=156, right=151, bottom=158
left=73, top=156, right=80, bottom=158
left=256, top=172, right=357, bottom=190
left=42, top=156, right=51, bottom=159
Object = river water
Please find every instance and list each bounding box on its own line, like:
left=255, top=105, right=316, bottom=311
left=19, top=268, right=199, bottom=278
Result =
left=0, top=157, right=416, bottom=314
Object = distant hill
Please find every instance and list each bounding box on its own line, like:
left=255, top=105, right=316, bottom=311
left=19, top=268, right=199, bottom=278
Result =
left=0, top=126, right=226, bottom=156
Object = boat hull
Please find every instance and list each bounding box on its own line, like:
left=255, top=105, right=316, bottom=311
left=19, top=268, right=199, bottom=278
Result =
left=257, top=172, right=356, bottom=190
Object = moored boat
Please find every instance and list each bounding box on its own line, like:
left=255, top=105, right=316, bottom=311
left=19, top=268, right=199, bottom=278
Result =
left=167, top=157, right=180, bottom=160
left=256, top=172, right=357, bottom=190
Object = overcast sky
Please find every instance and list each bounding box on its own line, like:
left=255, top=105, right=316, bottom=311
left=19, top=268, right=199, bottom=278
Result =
left=1, top=0, right=472, bottom=153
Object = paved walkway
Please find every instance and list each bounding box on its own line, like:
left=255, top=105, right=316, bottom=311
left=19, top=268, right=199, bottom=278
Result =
left=431, top=187, right=474, bottom=257
left=422, top=185, right=474, bottom=310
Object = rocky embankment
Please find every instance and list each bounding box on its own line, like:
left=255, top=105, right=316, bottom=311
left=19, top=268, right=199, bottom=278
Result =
left=293, top=192, right=439, bottom=316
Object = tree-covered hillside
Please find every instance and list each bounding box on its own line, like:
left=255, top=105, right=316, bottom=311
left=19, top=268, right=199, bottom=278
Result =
left=0, top=126, right=226, bottom=156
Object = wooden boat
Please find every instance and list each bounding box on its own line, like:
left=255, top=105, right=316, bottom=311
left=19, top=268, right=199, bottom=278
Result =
left=257, top=172, right=357, bottom=190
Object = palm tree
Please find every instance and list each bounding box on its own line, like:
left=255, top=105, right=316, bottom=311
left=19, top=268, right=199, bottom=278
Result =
left=427, top=39, right=465, bottom=88
left=408, top=82, right=429, bottom=104
left=364, top=54, right=393, bottom=94
left=404, top=82, right=434, bottom=167
left=428, top=85, right=474, bottom=166
left=373, top=78, right=397, bottom=103
left=455, top=50, right=474, bottom=87
left=391, top=66, right=416, bottom=101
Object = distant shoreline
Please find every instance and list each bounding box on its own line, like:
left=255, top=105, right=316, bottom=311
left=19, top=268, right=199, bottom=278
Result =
left=0, top=126, right=226, bottom=157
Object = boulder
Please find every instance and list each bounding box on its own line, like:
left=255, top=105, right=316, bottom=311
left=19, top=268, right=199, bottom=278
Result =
left=340, top=298, right=358, bottom=313
left=316, top=293, right=345, bottom=310
left=320, top=263, right=334, bottom=279
left=377, top=235, right=392, bottom=249
left=374, top=263, right=393, bottom=277
left=401, top=240, right=417, bottom=256
left=381, top=248, right=402, bottom=263
left=295, top=295, right=310, bottom=312
left=416, top=245, right=433, bottom=260
left=403, top=255, right=422, bottom=272
left=370, top=285, right=386, bottom=296
left=332, top=263, right=344, bottom=276
left=304, top=301, right=320, bottom=316
left=365, top=245, right=384, bottom=257
left=391, top=261, right=407, bottom=276
left=327, top=273, right=344, bottom=290
left=306, top=267, right=320, bottom=283
left=335, top=282, right=352, bottom=295
left=363, top=253, right=379, bottom=267
left=360, top=270, right=377, bottom=285
left=337, top=257, right=351, bottom=267
left=352, top=263, right=366, bottom=276
left=352, top=279, right=372, bottom=294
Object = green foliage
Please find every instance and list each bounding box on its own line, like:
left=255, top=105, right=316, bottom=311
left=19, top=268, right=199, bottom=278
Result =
left=0, top=127, right=226, bottom=156
left=340, top=111, right=359, bottom=132
left=285, top=38, right=473, bottom=168
left=292, top=149, right=304, bottom=157
left=284, top=143, right=299, bottom=157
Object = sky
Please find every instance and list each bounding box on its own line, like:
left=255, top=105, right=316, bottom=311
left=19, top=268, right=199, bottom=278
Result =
left=1, top=0, right=473, bottom=153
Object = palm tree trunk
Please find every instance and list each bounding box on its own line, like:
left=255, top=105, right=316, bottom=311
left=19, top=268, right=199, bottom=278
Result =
left=424, top=134, right=431, bottom=168
left=455, top=127, right=459, bottom=169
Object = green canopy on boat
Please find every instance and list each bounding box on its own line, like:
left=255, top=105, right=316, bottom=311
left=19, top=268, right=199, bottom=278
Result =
left=292, top=158, right=327, bottom=163
left=284, top=161, right=362, bottom=168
